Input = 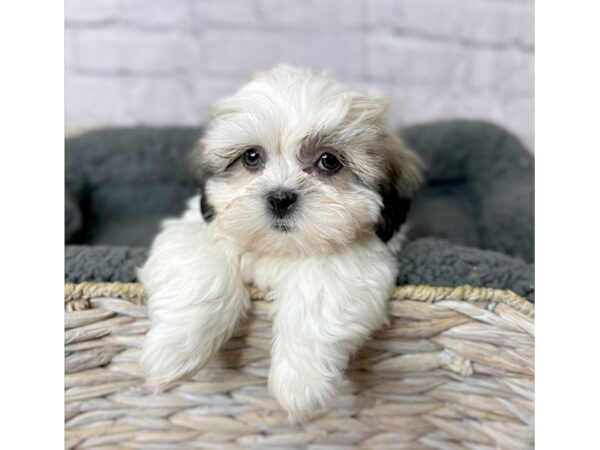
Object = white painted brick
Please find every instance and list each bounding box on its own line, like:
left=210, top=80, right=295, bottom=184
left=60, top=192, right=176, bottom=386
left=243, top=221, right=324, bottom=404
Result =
left=129, top=78, right=200, bottom=124
left=118, top=0, right=192, bottom=29
left=195, top=0, right=370, bottom=30
left=66, top=0, right=191, bottom=29
left=255, top=0, right=368, bottom=29
left=68, top=29, right=197, bottom=74
left=347, top=80, right=390, bottom=98
left=367, top=35, right=466, bottom=85
left=388, top=84, right=533, bottom=150
left=66, top=74, right=134, bottom=124
left=65, top=0, right=535, bottom=151
left=304, top=0, right=367, bottom=28
left=439, top=89, right=505, bottom=121
left=395, top=0, right=534, bottom=48
left=462, top=48, right=534, bottom=95
left=395, top=0, right=460, bottom=40
left=460, top=48, right=502, bottom=91
left=65, top=30, right=77, bottom=69
left=67, top=74, right=201, bottom=126
left=388, top=83, right=451, bottom=125
left=201, top=30, right=306, bottom=76
left=200, top=29, right=365, bottom=78
left=192, top=77, right=242, bottom=120
left=253, top=0, right=307, bottom=28
left=301, top=31, right=366, bottom=78
left=514, top=4, right=535, bottom=49
left=367, top=35, right=534, bottom=96
left=454, top=1, right=534, bottom=48
left=66, top=0, right=120, bottom=24
left=192, top=0, right=393, bottom=30
left=497, top=96, right=534, bottom=150
left=364, top=0, right=398, bottom=29
left=192, top=0, right=261, bottom=27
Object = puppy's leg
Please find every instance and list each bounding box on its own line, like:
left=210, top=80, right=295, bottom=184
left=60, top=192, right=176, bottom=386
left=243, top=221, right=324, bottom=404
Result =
left=268, top=238, right=397, bottom=422
left=138, top=198, right=249, bottom=391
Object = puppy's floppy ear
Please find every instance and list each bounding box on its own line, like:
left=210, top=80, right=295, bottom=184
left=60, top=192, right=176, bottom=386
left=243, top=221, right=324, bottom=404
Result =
left=189, top=140, right=216, bottom=222
left=376, top=129, right=424, bottom=242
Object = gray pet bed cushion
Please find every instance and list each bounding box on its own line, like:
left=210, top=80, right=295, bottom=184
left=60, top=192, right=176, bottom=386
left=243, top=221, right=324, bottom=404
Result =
left=65, top=120, right=534, bottom=301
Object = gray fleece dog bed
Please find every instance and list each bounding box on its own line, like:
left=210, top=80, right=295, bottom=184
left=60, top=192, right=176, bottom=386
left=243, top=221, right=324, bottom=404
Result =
left=65, top=120, right=534, bottom=301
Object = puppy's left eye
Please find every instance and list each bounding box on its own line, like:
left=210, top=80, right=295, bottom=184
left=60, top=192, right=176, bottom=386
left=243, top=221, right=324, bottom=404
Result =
left=317, top=152, right=343, bottom=173
left=242, top=147, right=264, bottom=169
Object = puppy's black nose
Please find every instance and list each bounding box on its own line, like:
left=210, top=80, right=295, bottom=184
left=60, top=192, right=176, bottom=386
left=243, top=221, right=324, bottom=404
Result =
left=267, top=189, right=298, bottom=218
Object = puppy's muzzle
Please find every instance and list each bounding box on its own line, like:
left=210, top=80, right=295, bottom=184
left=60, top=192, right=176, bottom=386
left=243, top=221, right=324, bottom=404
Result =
left=267, top=189, right=298, bottom=219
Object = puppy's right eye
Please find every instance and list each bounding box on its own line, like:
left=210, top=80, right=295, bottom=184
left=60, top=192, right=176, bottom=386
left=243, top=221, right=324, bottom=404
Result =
left=315, top=152, right=343, bottom=175
left=242, top=148, right=263, bottom=169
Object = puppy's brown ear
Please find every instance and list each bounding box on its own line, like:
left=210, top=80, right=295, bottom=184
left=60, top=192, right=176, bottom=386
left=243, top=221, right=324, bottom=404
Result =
left=376, top=130, right=424, bottom=242
left=189, top=140, right=216, bottom=222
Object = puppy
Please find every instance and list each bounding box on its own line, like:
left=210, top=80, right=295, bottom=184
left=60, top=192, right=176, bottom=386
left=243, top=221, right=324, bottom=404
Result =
left=139, top=65, right=423, bottom=422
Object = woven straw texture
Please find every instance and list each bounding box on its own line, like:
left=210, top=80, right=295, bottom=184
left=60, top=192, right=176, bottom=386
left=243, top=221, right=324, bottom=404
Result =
left=65, top=282, right=534, bottom=450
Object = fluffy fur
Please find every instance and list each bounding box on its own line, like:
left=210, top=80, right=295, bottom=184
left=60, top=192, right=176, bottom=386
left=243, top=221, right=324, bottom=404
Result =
left=139, top=65, right=422, bottom=422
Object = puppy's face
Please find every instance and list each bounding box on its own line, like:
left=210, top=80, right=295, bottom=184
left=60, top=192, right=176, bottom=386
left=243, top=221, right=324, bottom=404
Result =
left=192, top=66, right=422, bottom=255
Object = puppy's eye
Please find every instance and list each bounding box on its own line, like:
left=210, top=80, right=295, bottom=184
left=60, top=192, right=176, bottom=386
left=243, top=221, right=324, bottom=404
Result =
left=317, top=152, right=343, bottom=173
left=242, top=148, right=263, bottom=169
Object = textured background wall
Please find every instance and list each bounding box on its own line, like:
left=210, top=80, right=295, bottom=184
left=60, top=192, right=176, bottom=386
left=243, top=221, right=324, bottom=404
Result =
left=66, top=0, right=534, bottom=150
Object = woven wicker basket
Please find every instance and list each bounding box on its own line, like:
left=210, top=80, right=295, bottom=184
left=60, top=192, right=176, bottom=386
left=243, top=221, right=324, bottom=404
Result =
left=65, top=282, right=534, bottom=450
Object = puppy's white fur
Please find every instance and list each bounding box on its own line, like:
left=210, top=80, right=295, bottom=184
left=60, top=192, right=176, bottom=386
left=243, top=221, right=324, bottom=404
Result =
left=139, top=202, right=249, bottom=389
left=139, top=66, right=422, bottom=421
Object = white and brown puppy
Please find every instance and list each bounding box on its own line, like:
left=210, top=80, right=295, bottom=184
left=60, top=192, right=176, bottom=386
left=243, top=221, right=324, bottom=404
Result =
left=139, top=65, right=423, bottom=422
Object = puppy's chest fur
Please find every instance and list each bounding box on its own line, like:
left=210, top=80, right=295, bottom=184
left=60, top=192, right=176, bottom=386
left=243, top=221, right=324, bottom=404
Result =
left=238, top=251, right=305, bottom=294
left=236, top=233, right=401, bottom=303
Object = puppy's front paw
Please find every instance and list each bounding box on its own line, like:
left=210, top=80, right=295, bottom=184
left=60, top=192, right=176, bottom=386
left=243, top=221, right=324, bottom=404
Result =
left=140, top=324, right=213, bottom=392
left=269, top=358, right=339, bottom=423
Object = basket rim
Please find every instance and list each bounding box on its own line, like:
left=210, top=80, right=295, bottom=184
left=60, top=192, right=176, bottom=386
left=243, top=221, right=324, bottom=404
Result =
left=64, top=281, right=534, bottom=317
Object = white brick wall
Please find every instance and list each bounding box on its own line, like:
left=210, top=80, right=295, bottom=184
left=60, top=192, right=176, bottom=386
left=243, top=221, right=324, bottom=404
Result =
left=66, top=0, right=534, bottom=150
